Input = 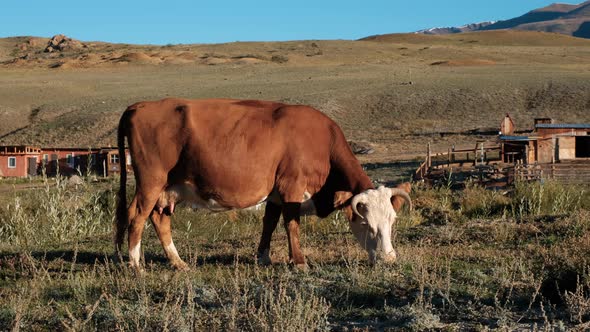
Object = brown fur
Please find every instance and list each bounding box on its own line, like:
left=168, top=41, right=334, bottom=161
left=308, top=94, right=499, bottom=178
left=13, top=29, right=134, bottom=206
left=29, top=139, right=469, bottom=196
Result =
left=116, top=98, right=406, bottom=268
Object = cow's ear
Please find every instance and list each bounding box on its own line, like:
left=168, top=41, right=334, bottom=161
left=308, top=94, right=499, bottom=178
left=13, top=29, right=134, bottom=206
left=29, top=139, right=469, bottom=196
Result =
left=334, top=191, right=353, bottom=209
left=391, top=182, right=411, bottom=212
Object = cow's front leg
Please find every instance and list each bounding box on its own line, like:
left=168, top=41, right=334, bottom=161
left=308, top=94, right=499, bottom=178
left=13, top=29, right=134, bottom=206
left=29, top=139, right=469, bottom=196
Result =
left=282, top=202, right=306, bottom=268
left=150, top=210, right=188, bottom=271
left=256, top=201, right=282, bottom=265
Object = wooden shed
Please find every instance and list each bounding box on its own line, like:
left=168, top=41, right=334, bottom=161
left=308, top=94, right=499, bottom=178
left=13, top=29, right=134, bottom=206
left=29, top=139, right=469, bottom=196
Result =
left=499, top=120, right=590, bottom=164
left=535, top=123, right=590, bottom=161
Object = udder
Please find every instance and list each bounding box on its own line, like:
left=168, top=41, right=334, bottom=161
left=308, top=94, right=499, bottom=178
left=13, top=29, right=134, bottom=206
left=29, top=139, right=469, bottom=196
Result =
left=155, top=186, right=183, bottom=215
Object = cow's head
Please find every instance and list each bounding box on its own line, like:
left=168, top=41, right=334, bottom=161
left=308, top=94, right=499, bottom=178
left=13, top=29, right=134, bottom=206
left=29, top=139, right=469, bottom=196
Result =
left=335, top=183, right=412, bottom=264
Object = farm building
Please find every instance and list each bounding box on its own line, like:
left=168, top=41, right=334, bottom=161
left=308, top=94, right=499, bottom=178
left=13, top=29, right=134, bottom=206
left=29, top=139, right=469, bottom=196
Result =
left=40, top=147, right=100, bottom=176
left=96, top=148, right=133, bottom=176
left=0, top=145, right=42, bottom=177
left=0, top=145, right=132, bottom=178
left=499, top=118, right=590, bottom=164
left=415, top=115, right=590, bottom=186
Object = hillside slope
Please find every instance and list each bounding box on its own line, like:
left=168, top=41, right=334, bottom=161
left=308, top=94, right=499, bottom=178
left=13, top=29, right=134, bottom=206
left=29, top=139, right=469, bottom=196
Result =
left=412, top=1, right=590, bottom=39
left=1, top=33, right=589, bottom=160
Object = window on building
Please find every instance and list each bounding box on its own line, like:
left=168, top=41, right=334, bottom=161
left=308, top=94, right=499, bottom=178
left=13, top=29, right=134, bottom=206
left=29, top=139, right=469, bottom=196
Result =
left=110, top=154, right=119, bottom=164
left=66, top=154, right=74, bottom=167
left=43, top=154, right=49, bottom=162
left=576, top=136, right=590, bottom=158
left=8, top=157, right=16, bottom=168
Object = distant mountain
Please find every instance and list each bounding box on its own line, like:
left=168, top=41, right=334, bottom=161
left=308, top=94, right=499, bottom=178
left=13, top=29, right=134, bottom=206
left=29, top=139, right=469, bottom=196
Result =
left=417, top=22, right=497, bottom=35
left=415, top=1, right=590, bottom=39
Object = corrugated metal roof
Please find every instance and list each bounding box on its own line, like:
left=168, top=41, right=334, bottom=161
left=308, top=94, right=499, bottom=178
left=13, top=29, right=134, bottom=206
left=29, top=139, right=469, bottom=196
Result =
left=499, top=135, right=533, bottom=141
left=536, top=123, right=590, bottom=129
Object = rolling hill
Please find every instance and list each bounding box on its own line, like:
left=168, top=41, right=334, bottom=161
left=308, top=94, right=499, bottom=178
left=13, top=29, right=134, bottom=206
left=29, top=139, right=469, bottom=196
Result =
left=414, top=1, right=590, bottom=39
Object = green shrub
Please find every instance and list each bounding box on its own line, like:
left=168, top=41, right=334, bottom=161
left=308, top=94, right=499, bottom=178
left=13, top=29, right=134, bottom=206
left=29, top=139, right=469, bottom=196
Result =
left=0, top=175, right=115, bottom=247
left=510, top=180, right=586, bottom=219
left=461, top=182, right=510, bottom=219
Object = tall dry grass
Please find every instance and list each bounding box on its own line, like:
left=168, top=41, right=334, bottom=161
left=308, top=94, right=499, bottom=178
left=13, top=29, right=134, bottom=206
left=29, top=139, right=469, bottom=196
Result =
left=0, top=176, right=589, bottom=330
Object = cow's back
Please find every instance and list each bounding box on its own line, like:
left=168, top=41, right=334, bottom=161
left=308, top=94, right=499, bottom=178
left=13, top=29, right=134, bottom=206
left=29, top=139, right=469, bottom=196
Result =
left=124, top=98, right=341, bottom=208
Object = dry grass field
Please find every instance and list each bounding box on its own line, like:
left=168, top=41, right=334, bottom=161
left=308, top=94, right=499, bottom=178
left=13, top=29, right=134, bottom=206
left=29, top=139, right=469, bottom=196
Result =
left=1, top=30, right=590, bottom=330
left=0, top=175, right=589, bottom=330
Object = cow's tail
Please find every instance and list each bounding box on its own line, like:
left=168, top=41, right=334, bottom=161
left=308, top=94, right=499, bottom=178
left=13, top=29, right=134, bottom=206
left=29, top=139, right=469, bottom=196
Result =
left=115, top=107, right=132, bottom=253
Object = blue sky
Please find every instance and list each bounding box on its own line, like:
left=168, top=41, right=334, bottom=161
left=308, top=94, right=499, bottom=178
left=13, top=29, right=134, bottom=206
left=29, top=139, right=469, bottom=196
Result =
left=0, top=1, right=575, bottom=44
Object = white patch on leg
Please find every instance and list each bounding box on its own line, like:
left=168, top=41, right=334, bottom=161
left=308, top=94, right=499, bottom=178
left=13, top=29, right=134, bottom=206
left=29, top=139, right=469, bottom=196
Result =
left=129, top=240, right=142, bottom=268
left=165, top=241, right=180, bottom=260
left=165, top=240, right=188, bottom=270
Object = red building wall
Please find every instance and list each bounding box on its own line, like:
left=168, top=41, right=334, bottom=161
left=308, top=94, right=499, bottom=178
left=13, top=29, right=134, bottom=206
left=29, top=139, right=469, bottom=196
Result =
left=0, top=155, right=38, bottom=177
left=40, top=149, right=97, bottom=176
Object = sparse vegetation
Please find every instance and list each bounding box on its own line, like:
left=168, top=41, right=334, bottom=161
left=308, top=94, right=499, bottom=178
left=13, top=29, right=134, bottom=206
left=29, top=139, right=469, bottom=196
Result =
left=270, top=54, right=289, bottom=63
left=0, top=175, right=589, bottom=330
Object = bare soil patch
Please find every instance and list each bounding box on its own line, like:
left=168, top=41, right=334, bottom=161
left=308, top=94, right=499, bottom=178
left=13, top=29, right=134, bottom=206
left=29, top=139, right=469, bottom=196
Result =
left=430, top=59, right=496, bottom=66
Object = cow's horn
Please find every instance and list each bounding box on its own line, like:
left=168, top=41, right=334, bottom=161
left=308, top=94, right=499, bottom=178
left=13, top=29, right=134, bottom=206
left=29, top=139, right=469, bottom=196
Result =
left=351, top=194, right=368, bottom=219
left=388, top=188, right=412, bottom=211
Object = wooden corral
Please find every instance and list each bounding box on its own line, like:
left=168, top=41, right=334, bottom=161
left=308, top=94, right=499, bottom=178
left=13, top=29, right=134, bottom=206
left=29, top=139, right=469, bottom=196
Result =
left=414, top=142, right=506, bottom=188
left=515, top=160, right=590, bottom=184
left=417, top=117, right=590, bottom=187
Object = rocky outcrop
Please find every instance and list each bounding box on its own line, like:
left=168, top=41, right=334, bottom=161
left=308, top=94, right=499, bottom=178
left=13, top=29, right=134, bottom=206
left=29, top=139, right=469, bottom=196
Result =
left=45, top=34, right=86, bottom=53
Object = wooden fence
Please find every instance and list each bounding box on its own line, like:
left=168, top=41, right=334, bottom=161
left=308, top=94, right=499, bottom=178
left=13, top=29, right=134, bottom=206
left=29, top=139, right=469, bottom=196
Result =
left=516, top=160, right=590, bottom=184
left=414, top=142, right=502, bottom=181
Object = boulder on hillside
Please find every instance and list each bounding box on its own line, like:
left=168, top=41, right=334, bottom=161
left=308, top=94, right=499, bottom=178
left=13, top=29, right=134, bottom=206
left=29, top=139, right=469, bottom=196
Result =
left=348, top=141, right=375, bottom=155
left=45, top=34, right=86, bottom=53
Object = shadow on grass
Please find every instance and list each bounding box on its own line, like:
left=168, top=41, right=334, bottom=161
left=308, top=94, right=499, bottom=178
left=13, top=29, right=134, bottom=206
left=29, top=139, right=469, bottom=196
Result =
left=15, top=250, right=256, bottom=267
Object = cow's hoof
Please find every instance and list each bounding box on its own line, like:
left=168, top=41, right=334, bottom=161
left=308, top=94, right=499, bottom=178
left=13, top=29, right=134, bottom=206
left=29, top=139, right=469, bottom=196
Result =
left=171, top=260, right=190, bottom=271
left=290, top=261, right=308, bottom=271
left=294, top=263, right=308, bottom=272
left=257, top=250, right=272, bottom=266
left=129, top=263, right=145, bottom=275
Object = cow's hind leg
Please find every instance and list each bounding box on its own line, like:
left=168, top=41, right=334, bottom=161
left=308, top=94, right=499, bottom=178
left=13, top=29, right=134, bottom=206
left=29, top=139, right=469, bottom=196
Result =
left=150, top=210, right=188, bottom=270
left=127, top=189, right=162, bottom=270
left=282, top=202, right=306, bottom=268
left=256, top=201, right=282, bottom=265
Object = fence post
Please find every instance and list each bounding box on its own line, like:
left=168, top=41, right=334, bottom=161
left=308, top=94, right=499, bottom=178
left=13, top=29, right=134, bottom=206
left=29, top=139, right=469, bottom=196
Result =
left=481, top=143, right=485, bottom=165
left=427, top=142, right=432, bottom=169
left=447, top=147, right=451, bottom=167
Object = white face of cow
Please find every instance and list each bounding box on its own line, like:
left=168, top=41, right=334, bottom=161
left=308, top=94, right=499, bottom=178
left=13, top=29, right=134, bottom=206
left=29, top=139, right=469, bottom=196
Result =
left=347, top=186, right=411, bottom=264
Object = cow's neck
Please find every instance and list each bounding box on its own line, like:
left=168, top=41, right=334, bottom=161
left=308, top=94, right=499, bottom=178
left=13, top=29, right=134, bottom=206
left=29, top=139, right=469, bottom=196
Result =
left=336, top=158, right=374, bottom=194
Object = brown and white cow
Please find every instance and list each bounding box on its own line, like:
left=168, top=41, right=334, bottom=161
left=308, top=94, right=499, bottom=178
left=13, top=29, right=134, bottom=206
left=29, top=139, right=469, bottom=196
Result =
left=116, top=98, right=411, bottom=270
